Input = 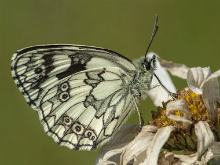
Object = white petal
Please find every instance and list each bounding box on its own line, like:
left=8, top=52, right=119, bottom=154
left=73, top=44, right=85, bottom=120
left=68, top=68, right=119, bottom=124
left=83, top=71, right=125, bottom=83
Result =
left=187, top=67, right=212, bottom=94
left=217, top=94, right=220, bottom=103
left=174, top=121, right=214, bottom=163
left=200, top=142, right=220, bottom=164
left=96, top=160, right=118, bottom=165
left=157, top=57, right=189, bottom=79
left=147, top=52, right=176, bottom=107
left=171, top=161, right=194, bottom=165
left=195, top=121, right=214, bottom=160
left=158, top=152, right=175, bottom=165
left=95, top=125, right=139, bottom=165
left=202, top=69, right=220, bottom=123
left=133, top=151, right=148, bottom=165
left=166, top=100, right=192, bottom=130
left=157, top=151, right=196, bottom=165
left=95, top=142, right=129, bottom=165
left=107, top=125, right=139, bottom=145
left=145, top=126, right=174, bottom=165
left=120, top=125, right=158, bottom=165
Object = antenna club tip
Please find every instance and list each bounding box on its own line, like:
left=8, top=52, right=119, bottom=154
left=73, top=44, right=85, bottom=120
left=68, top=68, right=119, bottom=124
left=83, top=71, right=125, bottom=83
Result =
left=155, top=15, right=158, bottom=21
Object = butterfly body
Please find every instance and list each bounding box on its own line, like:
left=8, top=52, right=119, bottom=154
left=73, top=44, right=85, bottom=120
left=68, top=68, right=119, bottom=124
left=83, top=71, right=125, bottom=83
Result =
left=11, top=44, right=157, bottom=150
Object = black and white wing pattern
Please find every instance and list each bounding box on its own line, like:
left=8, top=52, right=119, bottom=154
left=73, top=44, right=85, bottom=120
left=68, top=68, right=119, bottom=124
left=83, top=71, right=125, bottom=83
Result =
left=11, top=45, right=137, bottom=150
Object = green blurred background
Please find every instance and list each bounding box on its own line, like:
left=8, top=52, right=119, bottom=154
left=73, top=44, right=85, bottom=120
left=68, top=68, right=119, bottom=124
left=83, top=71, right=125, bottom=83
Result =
left=1, top=1, right=220, bottom=165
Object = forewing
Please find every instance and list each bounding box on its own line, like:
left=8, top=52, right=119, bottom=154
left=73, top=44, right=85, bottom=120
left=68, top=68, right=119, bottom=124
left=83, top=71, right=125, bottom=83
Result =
left=11, top=45, right=135, bottom=109
left=11, top=45, right=136, bottom=150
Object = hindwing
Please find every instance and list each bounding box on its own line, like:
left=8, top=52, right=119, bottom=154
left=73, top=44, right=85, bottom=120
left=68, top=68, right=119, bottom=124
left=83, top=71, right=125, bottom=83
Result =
left=11, top=45, right=136, bottom=150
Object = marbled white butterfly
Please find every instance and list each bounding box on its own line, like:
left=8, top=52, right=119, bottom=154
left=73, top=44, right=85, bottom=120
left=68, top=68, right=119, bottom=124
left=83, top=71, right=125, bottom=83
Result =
left=11, top=15, right=175, bottom=150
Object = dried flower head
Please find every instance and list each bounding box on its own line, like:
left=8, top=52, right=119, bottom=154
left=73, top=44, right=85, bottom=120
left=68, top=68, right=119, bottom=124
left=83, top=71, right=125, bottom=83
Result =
left=149, top=88, right=220, bottom=152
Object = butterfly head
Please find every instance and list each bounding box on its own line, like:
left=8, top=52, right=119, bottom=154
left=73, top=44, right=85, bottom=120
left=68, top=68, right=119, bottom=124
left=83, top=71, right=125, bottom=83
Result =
left=143, top=55, right=156, bottom=71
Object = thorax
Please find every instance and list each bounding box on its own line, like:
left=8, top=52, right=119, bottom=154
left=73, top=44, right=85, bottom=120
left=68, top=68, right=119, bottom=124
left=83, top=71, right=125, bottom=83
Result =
left=128, top=56, right=154, bottom=99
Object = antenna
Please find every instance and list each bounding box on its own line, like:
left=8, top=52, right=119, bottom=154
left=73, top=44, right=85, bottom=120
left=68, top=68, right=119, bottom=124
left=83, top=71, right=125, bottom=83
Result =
left=144, top=15, right=158, bottom=59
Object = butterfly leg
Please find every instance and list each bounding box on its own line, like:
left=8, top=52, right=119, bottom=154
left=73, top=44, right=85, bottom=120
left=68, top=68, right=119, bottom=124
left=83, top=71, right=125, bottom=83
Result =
left=132, top=95, right=144, bottom=132
left=153, top=73, right=178, bottom=100
left=149, top=83, right=160, bottom=90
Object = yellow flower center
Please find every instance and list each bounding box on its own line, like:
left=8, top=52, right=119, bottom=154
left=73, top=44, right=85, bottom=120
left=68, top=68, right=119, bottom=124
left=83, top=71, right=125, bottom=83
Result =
left=149, top=88, right=219, bottom=130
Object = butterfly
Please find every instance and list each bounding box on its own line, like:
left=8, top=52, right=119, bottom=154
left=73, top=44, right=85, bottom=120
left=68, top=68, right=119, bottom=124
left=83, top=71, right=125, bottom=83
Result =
left=11, top=15, right=175, bottom=150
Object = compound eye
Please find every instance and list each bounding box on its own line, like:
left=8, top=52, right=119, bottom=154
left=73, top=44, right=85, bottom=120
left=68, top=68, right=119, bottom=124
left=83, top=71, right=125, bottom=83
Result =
left=144, top=61, right=151, bottom=70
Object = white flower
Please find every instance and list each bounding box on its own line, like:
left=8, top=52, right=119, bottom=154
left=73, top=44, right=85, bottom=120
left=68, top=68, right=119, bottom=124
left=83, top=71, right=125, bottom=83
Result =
left=95, top=54, right=220, bottom=165
left=160, top=66, right=220, bottom=164
left=187, top=67, right=220, bottom=123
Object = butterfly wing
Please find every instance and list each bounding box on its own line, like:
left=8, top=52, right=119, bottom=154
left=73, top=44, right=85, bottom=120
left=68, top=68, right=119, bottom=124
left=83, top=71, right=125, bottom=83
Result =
left=11, top=45, right=136, bottom=150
